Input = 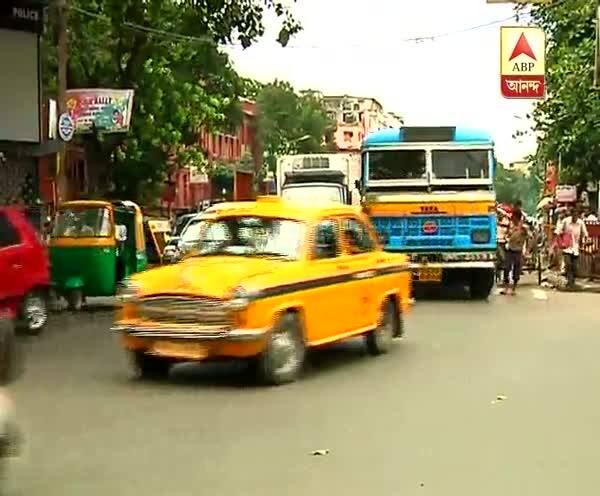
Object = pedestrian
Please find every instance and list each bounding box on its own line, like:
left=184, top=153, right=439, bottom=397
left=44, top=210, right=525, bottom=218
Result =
left=555, top=206, right=589, bottom=289
left=501, top=208, right=529, bottom=295
left=496, top=210, right=510, bottom=281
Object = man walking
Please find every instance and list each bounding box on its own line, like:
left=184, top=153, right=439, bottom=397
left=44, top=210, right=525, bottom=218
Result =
left=555, top=206, right=589, bottom=289
left=501, top=208, right=529, bottom=295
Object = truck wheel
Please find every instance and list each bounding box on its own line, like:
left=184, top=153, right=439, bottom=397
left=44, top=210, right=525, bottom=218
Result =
left=470, top=269, right=495, bottom=300
left=131, top=352, right=172, bottom=380
left=257, top=312, right=305, bottom=385
left=366, top=299, right=395, bottom=355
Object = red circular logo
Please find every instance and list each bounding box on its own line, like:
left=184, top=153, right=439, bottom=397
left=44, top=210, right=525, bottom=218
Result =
left=422, top=221, right=438, bottom=234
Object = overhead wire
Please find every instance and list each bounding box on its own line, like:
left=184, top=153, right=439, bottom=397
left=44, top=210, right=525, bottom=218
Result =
left=69, top=4, right=538, bottom=49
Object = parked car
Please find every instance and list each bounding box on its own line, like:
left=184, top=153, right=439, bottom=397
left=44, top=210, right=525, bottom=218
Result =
left=113, top=197, right=412, bottom=385
left=0, top=207, right=50, bottom=334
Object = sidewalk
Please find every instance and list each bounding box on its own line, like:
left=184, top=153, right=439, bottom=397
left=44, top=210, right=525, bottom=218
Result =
left=540, top=270, right=600, bottom=293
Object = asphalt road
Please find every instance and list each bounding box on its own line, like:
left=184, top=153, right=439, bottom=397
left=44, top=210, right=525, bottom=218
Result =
left=8, top=287, right=600, bottom=496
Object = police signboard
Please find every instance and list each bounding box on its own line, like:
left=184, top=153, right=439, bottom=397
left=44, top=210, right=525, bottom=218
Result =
left=58, top=112, right=75, bottom=142
left=0, top=2, right=46, bottom=34
left=500, top=26, right=546, bottom=99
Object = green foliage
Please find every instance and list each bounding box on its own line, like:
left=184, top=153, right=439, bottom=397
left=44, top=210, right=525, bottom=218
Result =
left=527, top=0, right=600, bottom=183
left=42, top=0, right=301, bottom=200
left=255, top=81, right=336, bottom=170
left=495, top=164, right=541, bottom=214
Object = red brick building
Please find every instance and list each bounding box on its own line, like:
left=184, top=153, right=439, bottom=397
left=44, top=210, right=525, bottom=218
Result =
left=163, top=98, right=262, bottom=210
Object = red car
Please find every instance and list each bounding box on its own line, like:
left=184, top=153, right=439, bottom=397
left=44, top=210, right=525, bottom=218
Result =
left=0, top=207, right=50, bottom=334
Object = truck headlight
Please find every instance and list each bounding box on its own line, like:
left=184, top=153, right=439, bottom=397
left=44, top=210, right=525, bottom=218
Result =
left=229, top=286, right=251, bottom=311
left=117, top=279, right=141, bottom=302
left=471, top=229, right=490, bottom=244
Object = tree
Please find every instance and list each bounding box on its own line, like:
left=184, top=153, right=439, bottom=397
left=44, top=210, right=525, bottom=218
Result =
left=42, top=0, right=301, bottom=201
left=526, top=0, right=600, bottom=184
left=495, top=164, right=541, bottom=214
left=255, top=80, right=336, bottom=170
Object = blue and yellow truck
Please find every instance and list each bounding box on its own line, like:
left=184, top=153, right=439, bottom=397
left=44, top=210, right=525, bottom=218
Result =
left=358, top=126, right=497, bottom=299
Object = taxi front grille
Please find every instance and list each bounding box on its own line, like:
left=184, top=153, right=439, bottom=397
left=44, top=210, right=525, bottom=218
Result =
left=137, top=295, right=232, bottom=326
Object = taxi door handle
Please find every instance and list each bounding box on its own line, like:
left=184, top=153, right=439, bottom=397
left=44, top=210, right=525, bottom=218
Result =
left=337, top=264, right=349, bottom=270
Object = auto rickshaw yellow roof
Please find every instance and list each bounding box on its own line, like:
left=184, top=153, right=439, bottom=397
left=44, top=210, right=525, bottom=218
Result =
left=58, top=200, right=113, bottom=209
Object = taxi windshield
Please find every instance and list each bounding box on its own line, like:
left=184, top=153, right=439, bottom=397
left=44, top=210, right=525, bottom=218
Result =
left=52, top=207, right=112, bottom=238
left=180, top=219, right=207, bottom=244
left=196, top=216, right=304, bottom=259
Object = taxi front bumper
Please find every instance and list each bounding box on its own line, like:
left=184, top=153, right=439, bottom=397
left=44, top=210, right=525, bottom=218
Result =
left=111, top=325, right=268, bottom=341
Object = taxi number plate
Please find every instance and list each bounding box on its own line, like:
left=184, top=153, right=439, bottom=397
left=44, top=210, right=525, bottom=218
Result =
left=151, top=341, right=208, bottom=359
left=418, top=267, right=442, bottom=282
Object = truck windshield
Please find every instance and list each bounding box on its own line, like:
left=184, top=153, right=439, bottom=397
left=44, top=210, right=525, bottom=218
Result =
left=431, top=150, right=490, bottom=179
left=282, top=185, right=344, bottom=203
left=52, top=207, right=112, bottom=238
left=368, top=150, right=426, bottom=180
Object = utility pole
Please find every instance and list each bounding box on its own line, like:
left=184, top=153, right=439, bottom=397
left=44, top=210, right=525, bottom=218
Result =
left=55, top=0, right=68, bottom=204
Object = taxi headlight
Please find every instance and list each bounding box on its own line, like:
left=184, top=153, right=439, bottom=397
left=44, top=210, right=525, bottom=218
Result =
left=117, top=279, right=141, bottom=302
left=229, top=286, right=251, bottom=311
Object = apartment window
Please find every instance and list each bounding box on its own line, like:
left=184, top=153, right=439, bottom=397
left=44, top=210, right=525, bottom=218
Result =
left=343, top=131, right=354, bottom=142
left=343, top=112, right=357, bottom=124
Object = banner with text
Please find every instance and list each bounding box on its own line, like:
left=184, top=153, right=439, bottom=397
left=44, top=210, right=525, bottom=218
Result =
left=66, top=89, right=134, bottom=133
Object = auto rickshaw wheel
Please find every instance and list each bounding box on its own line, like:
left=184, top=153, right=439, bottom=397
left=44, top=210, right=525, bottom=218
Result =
left=66, top=290, right=83, bottom=311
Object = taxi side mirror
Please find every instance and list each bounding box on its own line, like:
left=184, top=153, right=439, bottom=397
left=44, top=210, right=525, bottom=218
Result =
left=116, top=225, right=127, bottom=242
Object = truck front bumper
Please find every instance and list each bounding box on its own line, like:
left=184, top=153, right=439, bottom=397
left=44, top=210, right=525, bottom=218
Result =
left=409, top=261, right=495, bottom=269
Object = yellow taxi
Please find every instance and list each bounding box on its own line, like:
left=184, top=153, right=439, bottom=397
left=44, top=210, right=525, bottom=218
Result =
left=112, top=197, right=412, bottom=385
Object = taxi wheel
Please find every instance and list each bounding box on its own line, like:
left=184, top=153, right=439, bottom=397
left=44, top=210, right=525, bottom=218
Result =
left=258, top=312, right=306, bottom=385
left=132, top=352, right=172, bottom=380
left=366, top=299, right=395, bottom=355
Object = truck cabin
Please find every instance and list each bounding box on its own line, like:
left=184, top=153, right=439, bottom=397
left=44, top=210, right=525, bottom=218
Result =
left=359, top=126, right=495, bottom=195
left=281, top=169, right=350, bottom=204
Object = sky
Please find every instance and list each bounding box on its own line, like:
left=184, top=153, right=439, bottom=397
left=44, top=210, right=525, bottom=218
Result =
left=226, top=0, right=538, bottom=165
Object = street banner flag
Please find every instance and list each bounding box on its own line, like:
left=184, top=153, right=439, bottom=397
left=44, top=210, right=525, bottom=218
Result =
left=500, top=26, right=546, bottom=99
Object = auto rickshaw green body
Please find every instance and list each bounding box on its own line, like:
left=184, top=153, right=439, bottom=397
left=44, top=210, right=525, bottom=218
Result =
left=48, top=200, right=148, bottom=308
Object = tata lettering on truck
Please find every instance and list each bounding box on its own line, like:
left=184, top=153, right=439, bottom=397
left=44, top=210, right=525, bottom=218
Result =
left=276, top=153, right=360, bottom=205
left=358, top=126, right=497, bottom=299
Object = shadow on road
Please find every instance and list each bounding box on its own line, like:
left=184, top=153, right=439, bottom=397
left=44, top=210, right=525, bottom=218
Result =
left=120, top=338, right=416, bottom=389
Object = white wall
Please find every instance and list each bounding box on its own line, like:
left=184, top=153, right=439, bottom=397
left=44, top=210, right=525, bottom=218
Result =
left=0, top=29, right=40, bottom=142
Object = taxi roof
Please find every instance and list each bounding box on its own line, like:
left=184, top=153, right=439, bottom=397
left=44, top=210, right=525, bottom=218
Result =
left=210, top=197, right=361, bottom=221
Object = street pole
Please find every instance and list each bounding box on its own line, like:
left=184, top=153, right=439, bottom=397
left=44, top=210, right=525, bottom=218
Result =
left=595, top=0, right=600, bottom=88
left=55, top=0, right=68, bottom=204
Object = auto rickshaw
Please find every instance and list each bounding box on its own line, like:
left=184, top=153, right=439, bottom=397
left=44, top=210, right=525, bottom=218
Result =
left=48, top=200, right=148, bottom=309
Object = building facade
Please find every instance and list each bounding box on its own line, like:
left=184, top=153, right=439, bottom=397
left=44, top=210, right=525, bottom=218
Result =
left=162, top=98, right=262, bottom=210
left=322, top=95, right=403, bottom=152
